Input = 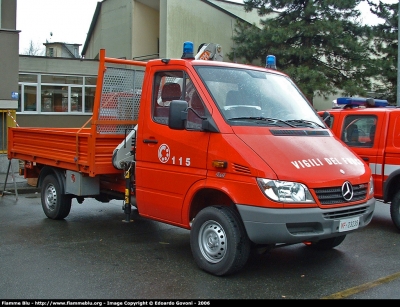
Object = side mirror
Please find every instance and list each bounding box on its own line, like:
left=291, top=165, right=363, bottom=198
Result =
left=321, top=111, right=331, bottom=127
left=168, top=100, right=188, bottom=130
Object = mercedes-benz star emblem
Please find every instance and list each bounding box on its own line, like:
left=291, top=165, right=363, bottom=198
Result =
left=341, top=181, right=354, bottom=201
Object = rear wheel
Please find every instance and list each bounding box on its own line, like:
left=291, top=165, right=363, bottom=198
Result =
left=306, top=235, right=346, bottom=250
left=41, top=174, right=71, bottom=220
left=190, top=206, right=250, bottom=276
left=390, top=191, right=400, bottom=231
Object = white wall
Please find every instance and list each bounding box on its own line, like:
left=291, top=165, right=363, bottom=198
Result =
left=163, top=0, right=261, bottom=60
left=86, top=0, right=133, bottom=59
left=85, top=0, right=262, bottom=61
left=132, top=1, right=159, bottom=59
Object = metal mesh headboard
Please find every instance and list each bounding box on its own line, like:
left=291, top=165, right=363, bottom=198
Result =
left=97, top=67, right=144, bottom=134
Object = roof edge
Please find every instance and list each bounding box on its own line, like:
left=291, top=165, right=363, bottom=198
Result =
left=200, top=0, right=249, bottom=24
left=81, top=1, right=102, bottom=57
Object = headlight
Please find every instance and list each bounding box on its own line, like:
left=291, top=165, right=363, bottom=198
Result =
left=369, top=175, right=374, bottom=196
left=256, top=178, right=315, bottom=203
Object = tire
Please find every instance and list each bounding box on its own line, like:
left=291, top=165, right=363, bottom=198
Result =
left=390, top=191, right=400, bottom=231
left=190, top=206, right=250, bottom=276
left=41, top=174, right=71, bottom=220
left=307, top=235, right=346, bottom=250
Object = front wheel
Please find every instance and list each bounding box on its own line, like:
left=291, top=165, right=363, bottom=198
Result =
left=41, top=174, right=71, bottom=220
left=190, top=206, right=250, bottom=276
left=390, top=191, right=400, bottom=231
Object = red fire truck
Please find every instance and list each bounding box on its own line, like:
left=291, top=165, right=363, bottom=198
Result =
left=319, top=97, right=400, bottom=231
left=8, top=43, right=375, bottom=276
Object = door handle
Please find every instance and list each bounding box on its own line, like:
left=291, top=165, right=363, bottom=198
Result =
left=143, top=139, right=158, bottom=144
left=361, top=156, right=369, bottom=161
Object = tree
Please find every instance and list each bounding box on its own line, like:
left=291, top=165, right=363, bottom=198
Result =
left=22, top=40, right=44, bottom=56
left=227, top=0, right=374, bottom=102
left=367, top=0, right=398, bottom=104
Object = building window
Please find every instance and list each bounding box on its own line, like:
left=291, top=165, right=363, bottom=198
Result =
left=41, top=85, right=68, bottom=112
left=42, top=75, right=83, bottom=85
left=24, top=85, right=37, bottom=111
left=49, top=48, right=54, bottom=57
left=18, top=73, right=96, bottom=114
left=85, top=87, right=95, bottom=112
left=71, top=87, right=82, bottom=112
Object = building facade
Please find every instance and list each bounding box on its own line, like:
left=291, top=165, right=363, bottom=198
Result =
left=14, top=0, right=263, bottom=130
left=82, top=0, right=262, bottom=61
left=0, top=0, right=19, bottom=111
left=0, top=0, right=339, bottom=171
left=0, top=0, right=19, bottom=169
left=16, top=55, right=98, bottom=128
left=3, top=0, right=341, bottom=131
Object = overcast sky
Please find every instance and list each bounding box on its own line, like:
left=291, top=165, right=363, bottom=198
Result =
left=16, top=0, right=395, bottom=55
left=17, top=0, right=99, bottom=54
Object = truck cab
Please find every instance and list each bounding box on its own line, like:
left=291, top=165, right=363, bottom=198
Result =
left=319, top=97, right=400, bottom=231
left=134, top=44, right=375, bottom=275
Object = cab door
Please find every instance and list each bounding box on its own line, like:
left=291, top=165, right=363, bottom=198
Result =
left=135, top=66, right=211, bottom=224
left=381, top=112, right=400, bottom=199
left=339, top=113, right=384, bottom=197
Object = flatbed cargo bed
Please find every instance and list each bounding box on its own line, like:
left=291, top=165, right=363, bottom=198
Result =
left=7, top=126, right=128, bottom=176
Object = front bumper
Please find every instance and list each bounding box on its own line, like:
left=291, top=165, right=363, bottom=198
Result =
left=236, top=198, right=375, bottom=244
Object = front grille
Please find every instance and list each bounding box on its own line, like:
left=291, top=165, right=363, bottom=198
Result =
left=323, top=206, right=369, bottom=219
left=314, top=184, right=367, bottom=205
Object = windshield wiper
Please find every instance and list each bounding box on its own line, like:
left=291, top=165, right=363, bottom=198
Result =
left=227, top=116, right=297, bottom=127
left=285, top=119, right=325, bottom=129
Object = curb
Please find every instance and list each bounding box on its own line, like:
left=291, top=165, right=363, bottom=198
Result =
left=1, top=186, right=41, bottom=195
left=0, top=169, right=40, bottom=193
left=1, top=176, right=41, bottom=195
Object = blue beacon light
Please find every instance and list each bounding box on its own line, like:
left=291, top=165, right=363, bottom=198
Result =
left=181, top=41, right=194, bottom=59
left=266, top=55, right=277, bottom=69
left=337, top=97, right=389, bottom=107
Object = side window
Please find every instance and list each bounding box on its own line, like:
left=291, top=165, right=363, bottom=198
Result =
left=186, top=81, right=206, bottom=130
left=320, top=112, right=333, bottom=128
left=153, top=71, right=183, bottom=125
left=327, top=115, right=334, bottom=129
left=152, top=71, right=206, bottom=130
left=342, top=115, right=377, bottom=148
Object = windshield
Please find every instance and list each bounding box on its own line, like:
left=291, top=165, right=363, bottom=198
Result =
left=195, top=66, right=324, bottom=127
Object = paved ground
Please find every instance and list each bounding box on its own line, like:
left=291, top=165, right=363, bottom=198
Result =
left=1, top=194, right=400, bottom=300
left=1, top=171, right=400, bottom=300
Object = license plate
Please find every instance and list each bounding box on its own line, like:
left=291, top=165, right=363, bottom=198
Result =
left=339, top=216, right=360, bottom=232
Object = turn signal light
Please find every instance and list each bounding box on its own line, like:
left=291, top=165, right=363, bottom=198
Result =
left=212, top=160, right=227, bottom=168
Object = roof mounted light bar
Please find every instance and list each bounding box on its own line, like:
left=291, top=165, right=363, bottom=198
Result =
left=337, top=97, right=389, bottom=107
